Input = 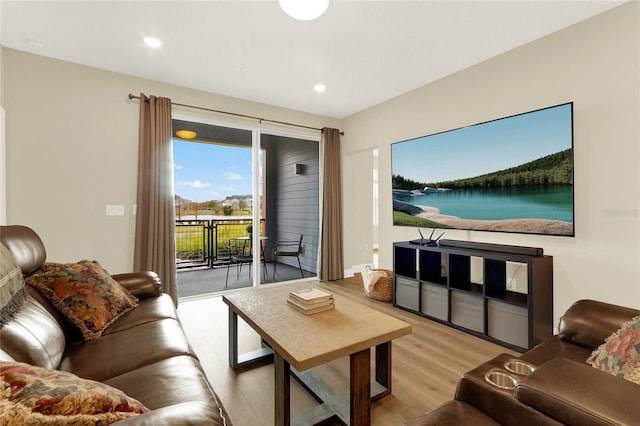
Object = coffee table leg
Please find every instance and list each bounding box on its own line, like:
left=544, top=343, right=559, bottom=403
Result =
left=274, top=352, right=290, bottom=426
left=373, top=341, right=392, bottom=400
left=350, top=348, right=371, bottom=426
left=228, top=308, right=239, bottom=368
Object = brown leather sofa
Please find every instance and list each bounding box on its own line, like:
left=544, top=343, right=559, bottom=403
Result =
left=406, top=299, right=640, bottom=425
left=0, top=225, right=231, bottom=425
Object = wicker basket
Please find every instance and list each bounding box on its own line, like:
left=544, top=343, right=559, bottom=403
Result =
left=361, top=265, right=393, bottom=302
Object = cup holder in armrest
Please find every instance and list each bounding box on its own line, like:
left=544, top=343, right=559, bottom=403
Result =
left=504, top=360, right=536, bottom=376
left=484, top=369, right=518, bottom=390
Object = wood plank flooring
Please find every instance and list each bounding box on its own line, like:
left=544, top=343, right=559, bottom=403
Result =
left=177, top=276, right=517, bottom=425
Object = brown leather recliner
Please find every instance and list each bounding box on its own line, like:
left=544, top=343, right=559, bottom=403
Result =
left=0, top=225, right=232, bottom=425
left=406, top=299, right=640, bottom=425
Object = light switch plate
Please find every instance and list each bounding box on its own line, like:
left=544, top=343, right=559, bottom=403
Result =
left=106, top=205, right=124, bottom=216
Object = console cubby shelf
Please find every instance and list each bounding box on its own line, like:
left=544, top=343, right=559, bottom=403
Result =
left=393, top=240, right=553, bottom=352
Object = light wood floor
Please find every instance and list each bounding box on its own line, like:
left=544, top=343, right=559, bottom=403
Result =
left=177, top=276, right=517, bottom=425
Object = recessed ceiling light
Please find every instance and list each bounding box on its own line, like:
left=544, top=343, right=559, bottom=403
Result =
left=144, top=37, right=162, bottom=48
left=314, top=84, right=326, bottom=93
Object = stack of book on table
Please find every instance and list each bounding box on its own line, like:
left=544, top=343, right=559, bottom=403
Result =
left=287, top=287, right=335, bottom=315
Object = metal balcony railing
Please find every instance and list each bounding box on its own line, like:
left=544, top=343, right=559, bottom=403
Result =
left=175, top=219, right=265, bottom=269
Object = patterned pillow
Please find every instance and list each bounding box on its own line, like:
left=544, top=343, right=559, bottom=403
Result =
left=25, top=260, right=138, bottom=341
left=587, top=314, right=640, bottom=385
left=0, top=361, right=148, bottom=424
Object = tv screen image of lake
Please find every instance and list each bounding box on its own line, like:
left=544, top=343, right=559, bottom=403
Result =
left=395, top=185, right=573, bottom=222
left=391, top=102, right=574, bottom=235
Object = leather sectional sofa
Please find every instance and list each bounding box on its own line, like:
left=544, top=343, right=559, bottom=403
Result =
left=0, top=225, right=231, bottom=425
left=406, top=299, right=640, bottom=425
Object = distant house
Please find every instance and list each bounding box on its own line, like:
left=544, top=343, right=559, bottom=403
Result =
left=222, top=195, right=252, bottom=210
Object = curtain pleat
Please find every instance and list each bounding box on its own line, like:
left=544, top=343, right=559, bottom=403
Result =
left=133, top=93, right=178, bottom=306
left=320, top=128, right=344, bottom=281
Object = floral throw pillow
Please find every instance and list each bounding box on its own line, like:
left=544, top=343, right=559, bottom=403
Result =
left=587, top=314, right=640, bottom=385
left=25, top=260, right=138, bottom=341
left=0, top=361, right=148, bottom=424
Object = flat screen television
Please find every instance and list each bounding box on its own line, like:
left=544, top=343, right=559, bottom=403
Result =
left=391, top=102, right=574, bottom=237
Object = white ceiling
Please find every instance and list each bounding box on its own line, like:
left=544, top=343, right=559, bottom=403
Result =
left=1, top=1, right=625, bottom=119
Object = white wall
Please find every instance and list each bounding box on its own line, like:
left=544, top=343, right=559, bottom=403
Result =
left=2, top=3, right=639, bottom=325
left=1, top=48, right=338, bottom=273
left=0, top=106, right=5, bottom=225
left=341, top=2, right=640, bottom=321
left=1, top=44, right=5, bottom=225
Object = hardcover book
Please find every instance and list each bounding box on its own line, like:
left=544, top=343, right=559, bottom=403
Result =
left=289, top=288, right=333, bottom=305
left=286, top=298, right=335, bottom=315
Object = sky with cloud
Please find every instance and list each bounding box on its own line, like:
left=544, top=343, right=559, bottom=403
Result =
left=173, top=140, right=252, bottom=202
left=392, top=103, right=573, bottom=183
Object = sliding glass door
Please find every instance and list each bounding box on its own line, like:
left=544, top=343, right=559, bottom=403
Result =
left=172, top=118, right=319, bottom=298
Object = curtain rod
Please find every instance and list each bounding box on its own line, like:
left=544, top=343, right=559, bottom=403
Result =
left=128, top=93, right=343, bottom=135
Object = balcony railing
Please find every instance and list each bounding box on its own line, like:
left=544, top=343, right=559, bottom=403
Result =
left=175, top=218, right=264, bottom=269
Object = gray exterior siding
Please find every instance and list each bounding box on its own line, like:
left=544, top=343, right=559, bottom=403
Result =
left=264, top=135, right=319, bottom=274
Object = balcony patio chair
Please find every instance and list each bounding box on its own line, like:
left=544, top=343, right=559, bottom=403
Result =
left=225, top=237, right=268, bottom=287
left=272, top=234, right=304, bottom=279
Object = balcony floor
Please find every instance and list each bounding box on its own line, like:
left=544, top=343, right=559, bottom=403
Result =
left=177, top=261, right=315, bottom=300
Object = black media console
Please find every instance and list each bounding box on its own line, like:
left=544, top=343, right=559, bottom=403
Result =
left=393, top=240, right=553, bottom=351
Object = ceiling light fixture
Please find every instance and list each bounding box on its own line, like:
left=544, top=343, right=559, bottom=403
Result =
left=314, top=84, right=326, bottom=93
left=279, top=0, right=329, bottom=21
left=144, top=37, right=162, bottom=48
left=175, top=130, right=197, bottom=139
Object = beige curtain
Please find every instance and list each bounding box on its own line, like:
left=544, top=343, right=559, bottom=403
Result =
left=133, top=94, right=178, bottom=305
left=320, top=128, right=344, bottom=281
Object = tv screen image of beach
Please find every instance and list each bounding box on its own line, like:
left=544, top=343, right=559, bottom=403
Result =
left=391, top=102, right=574, bottom=237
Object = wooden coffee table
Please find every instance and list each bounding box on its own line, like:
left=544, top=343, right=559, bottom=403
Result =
left=223, top=282, right=412, bottom=426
